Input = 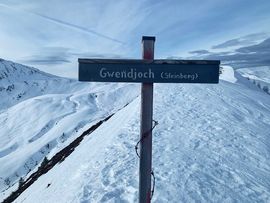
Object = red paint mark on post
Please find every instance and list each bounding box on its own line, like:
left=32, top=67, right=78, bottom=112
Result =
left=144, top=51, right=154, bottom=60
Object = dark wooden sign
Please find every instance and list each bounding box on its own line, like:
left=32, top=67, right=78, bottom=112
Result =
left=79, top=59, right=220, bottom=83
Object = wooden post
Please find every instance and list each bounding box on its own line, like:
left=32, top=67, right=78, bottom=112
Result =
left=139, top=36, right=155, bottom=203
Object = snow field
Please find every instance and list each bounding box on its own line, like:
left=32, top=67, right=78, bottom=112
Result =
left=14, top=66, right=270, bottom=203
left=0, top=59, right=141, bottom=199
left=15, top=97, right=141, bottom=203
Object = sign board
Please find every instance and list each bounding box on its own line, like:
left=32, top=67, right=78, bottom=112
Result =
left=79, top=59, right=220, bottom=83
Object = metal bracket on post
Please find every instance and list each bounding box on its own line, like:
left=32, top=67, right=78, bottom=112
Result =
left=139, top=36, right=155, bottom=203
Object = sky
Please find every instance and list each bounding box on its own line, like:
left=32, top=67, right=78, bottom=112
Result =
left=0, top=0, right=270, bottom=78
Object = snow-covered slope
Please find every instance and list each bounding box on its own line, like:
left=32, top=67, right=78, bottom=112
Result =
left=4, top=66, right=269, bottom=203
left=0, top=59, right=139, bottom=200
left=237, top=66, right=270, bottom=94
left=220, top=65, right=237, bottom=83
left=237, top=66, right=270, bottom=84
left=0, top=59, right=87, bottom=110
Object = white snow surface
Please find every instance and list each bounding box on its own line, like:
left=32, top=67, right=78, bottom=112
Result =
left=0, top=59, right=86, bottom=110
left=0, top=59, right=139, bottom=199
left=0, top=62, right=270, bottom=202
left=237, top=66, right=270, bottom=84
left=220, top=66, right=237, bottom=83
left=237, top=66, right=270, bottom=94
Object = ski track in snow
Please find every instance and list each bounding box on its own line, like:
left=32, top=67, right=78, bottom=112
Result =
left=28, top=95, right=80, bottom=143
left=0, top=143, right=19, bottom=158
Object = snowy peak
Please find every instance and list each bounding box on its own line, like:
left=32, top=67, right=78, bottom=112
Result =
left=0, top=59, right=83, bottom=110
left=0, top=59, right=54, bottom=84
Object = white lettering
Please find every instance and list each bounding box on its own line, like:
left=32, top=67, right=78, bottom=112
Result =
left=115, top=72, right=120, bottom=78
left=160, top=72, right=198, bottom=80
left=100, top=68, right=107, bottom=78
left=149, top=69, right=154, bottom=78
left=99, top=68, right=155, bottom=80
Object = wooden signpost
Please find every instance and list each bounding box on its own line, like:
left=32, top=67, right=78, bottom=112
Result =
left=78, top=36, right=220, bottom=203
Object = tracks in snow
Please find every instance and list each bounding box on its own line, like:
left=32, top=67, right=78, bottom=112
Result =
left=28, top=95, right=79, bottom=143
left=2, top=99, right=135, bottom=203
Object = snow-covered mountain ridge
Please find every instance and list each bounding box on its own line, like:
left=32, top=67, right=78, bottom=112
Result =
left=1, top=59, right=270, bottom=202
left=0, top=59, right=139, bottom=200
left=0, top=59, right=88, bottom=110
left=237, top=66, right=270, bottom=95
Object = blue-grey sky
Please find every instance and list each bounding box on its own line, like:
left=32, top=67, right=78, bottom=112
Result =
left=0, top=0, right=270, bottom=78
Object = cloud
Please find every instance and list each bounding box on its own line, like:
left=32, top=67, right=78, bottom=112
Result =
left=28, top=11, right=125, bottom=45
left=212, top=32, right=269, bottom=49
left=21, top=47, right=72, bottom=65
left=72, top=52, right=124, bottom=59
left=21, top=47, right=126, bottom=66
left=189, top=50, right=211, bottom=55
left=236, top=38, right=270, bottom=53
left=23, top=57, right=71, bottom=65
left=212, top=39, right=248, bottom=49
left=1, top=1, right=270, bottom=78
left=201, top=38, right=270, bottom=68
left=0, top=2, right=124, bottom=45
